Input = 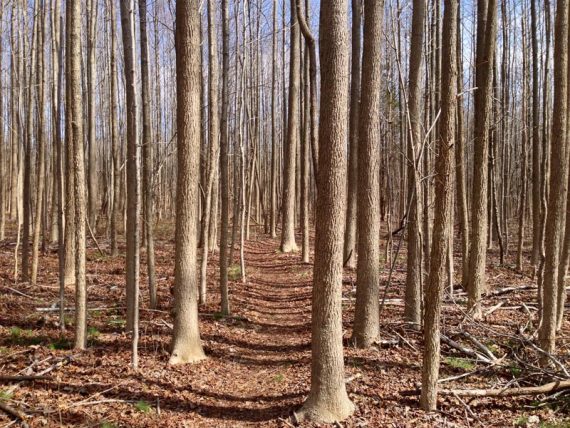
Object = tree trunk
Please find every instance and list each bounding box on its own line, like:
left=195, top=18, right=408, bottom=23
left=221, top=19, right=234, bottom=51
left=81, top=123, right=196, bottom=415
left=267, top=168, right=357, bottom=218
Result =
left=404, top=0, right=426, bottom=329
left=139, top=0, right=157, bottom=309
left=219, top=0, right=231, bottom=316
left=87, top=0, right=98, bottom=229
left=297, top=0, right=354, bottom=422
left=420, top=0, right=457, bottom=410
left=109, top=0, right=120, bottom=257
left=538, top=0, right=568, bottom=357
left=199, top=0, right=221, bottom=305
left=170, top=0, right=206, bottom=365
left=467, top=0, right=497, bottom=319
left=119, top=0, right=140, bottom=368
left=67, top=0, right=87, bottom=350
left=351, top=0, right=384, bottom=348
left=343, top=0, right=362, bottom=269
left=280, top=0, right=299, bottom=253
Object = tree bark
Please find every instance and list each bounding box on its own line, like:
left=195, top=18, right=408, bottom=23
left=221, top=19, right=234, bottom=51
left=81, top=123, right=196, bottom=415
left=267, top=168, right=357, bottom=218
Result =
left=351, top=0, right=384, bottom=349
left=170, top=0, right=206, bottom=365
left=297, top=0, right=354, bottom=422
left=343, top=0, right=362, bottom=269
left=404, top=0, right=426, bottom=329
left=67, top=0, right=87, bottom=350
left=420, top=0, right=457, bottom=410
left=538, top=0, right=568, bottom=357
left=280, top=0, right=300, bottom=253
left=467, top=0, right=497, bottom=319
left=119, top=0, right=140, bottom=368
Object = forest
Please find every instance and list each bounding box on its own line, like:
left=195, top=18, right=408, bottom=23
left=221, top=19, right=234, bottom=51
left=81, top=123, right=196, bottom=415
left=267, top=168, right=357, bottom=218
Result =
left=0, top=0, right=570, bottom=426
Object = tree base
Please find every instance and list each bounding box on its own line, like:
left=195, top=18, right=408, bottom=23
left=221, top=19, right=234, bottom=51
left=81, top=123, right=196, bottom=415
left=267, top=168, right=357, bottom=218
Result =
left=295, top=393, right=355, bottom=424
left=280, top=241, right=298, bottom=253
left=169, top=345, right=206, bottom=365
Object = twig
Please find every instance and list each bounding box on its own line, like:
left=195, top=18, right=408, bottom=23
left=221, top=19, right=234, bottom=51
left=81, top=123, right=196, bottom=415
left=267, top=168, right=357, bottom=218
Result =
left=86, top=219, right=105, bottom=257
left=0, top=402, right=28, bottom=427
left=0, top=375, right=51, bottom=382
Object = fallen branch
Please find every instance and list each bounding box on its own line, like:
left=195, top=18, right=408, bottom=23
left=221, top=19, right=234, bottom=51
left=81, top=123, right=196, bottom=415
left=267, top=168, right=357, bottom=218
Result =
left=484, top=301, right=504, bottom=317
left=490, top=285, right=537, bottom=296
left=460, top=332, right=498, bottom=362
left=402, top=379, right=570, bottom=397
left=441, top=335, right=492, bottom=364
left=0, top=401, right=28, bottom=427
left=0, top=375, right=51, bottom=382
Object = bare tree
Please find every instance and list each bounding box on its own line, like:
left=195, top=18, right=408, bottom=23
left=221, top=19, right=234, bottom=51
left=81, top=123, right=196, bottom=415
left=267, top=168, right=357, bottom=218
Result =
left=467, top=0, right=497, bottom=319
left=219, top=0, right=231, bottom=316
left=119, top=0, right=140, bottom=368
left=538, top=0, right=568, bottom=357
left=199, top=0, right=221, bottom=305
left=420, top=0, right=457, bottom=410
left=139, top=0, right=157, bottom=308
left=170, top=0, right=206, bottom=365
left=67, top=0, right=87, bottom=350
left=352, top=0, right=384, bottom=348
left=404, top=0, right=426, bottom=329
left=343, top=0, right=362, bottom=269
left=297, top=0, right=354, bottom=422
left=280, top=0, right=299, bottom=253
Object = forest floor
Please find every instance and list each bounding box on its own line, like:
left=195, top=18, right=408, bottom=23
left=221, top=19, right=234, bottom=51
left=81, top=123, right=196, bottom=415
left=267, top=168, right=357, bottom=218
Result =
left=1, top=223, right=570, bottom=427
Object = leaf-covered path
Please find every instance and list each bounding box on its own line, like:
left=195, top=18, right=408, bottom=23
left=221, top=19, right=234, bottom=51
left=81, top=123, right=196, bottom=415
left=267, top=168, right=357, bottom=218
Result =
left=0, top=231, right=568, bottom=426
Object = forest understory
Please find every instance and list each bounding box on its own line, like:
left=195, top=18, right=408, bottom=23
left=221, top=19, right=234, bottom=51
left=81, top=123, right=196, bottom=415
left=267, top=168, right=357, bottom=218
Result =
left=1, top=222, right=569, bottom=428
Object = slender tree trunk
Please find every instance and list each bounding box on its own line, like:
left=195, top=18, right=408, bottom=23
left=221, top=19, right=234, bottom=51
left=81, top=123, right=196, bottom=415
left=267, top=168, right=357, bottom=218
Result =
left=280, top=0, right=299, bottom=253
left=199, top=0, right=221, bottom=304
left=343, top=0, right=362, bottom=269
left=404, top=0, right=426, bottom=329
left=120, top=0, right=140, bottom=368
left=351, top=0, right=384, bottom=348
left=530, top=0, right=542, bottom=268
left=67, top=0, right=87, bottom=350
left=467, top=0, right=497, bottom=319
left=420, top=0, right=457, bottom=410
left=87, top=0, right=98, bottom=229
left=109, top=0, right=120, bottom=257
left=31, top=0, right=46, bottom=286
left=219, top=0, right=231, bottom=316
left=139, top=0, right=157, bottom=309
left=538, top=0, right=568, bottom=357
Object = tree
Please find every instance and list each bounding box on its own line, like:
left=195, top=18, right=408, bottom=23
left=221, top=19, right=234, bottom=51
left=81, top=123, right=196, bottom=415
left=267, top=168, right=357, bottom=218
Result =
left=538, top=0, right=568, bottom=356
left=343, top=0, right=362, bottom=269
left=66, top=0, right=87, bottom=350
left=31, top=0, right=46, bottom=286
left=108, top=0, right=120, bottom=257
left=270, top=0, right=278, bottom=238
left=467, top=0, right=497, bottom=319
left=199, top=0, right=221, bottom=305
left=170, top=0, right=206, bottom=365
left=139, top=0, right=157, bottom=309
left=87, top=0, right=98, bottom=229
left=351, top=0, right=384, bottom=348
left=420, top=0, right=457, bottom=410
left=296, top=0, right=354, bottom=422
left=119, top=0, right=140, bottom=367
left=280, top=0, right=300, bottom=253
left=404, top=0, right=426, bottom=329
left=219, top=0, right=231, bottom=316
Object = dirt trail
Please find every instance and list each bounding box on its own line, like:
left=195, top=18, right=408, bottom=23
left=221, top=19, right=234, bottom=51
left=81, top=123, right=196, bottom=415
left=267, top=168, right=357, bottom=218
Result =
left=0, top=233, right=565, bottom=427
